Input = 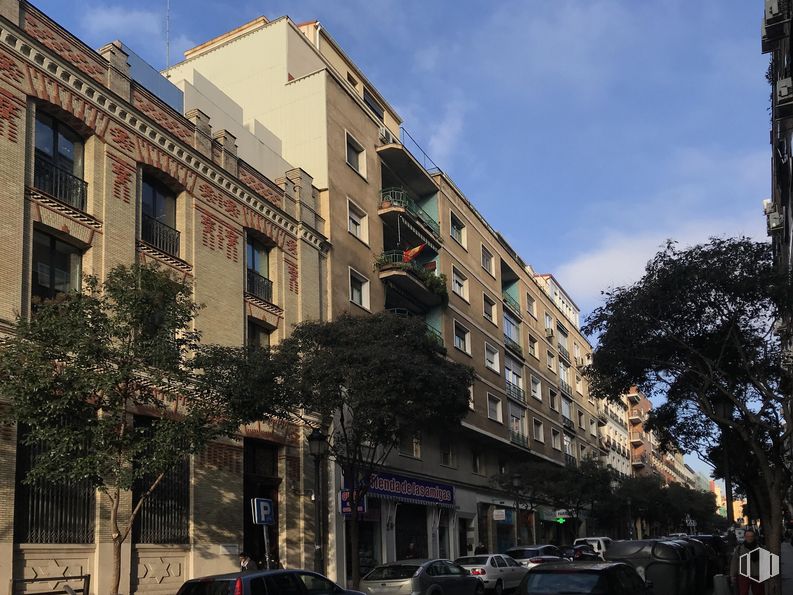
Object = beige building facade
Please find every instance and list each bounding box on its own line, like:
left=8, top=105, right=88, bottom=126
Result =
left=166, top=14, right=601, bottom=585
left=0, top=2, right=329, bottom=593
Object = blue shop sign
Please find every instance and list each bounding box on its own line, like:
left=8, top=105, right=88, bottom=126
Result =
left=367, top=472, right=455, bottom=507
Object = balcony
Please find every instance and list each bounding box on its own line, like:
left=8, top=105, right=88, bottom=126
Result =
left=502, top=292, right=522, bottom=317
left=627, top=392, right=641, bottom=404
left=505, top=380, right=526, bottom=403
left=562, top=417, right=575, bottom=432
left=142, top=214, right=180, bottom=257
left=246, top=269, right=274, bottom=304
left=763, top=0, right=791, bottom=51
left=376, top=132, right=438, bottom=197
left=559, top=379, right=573, bottom=396
left=379, top=188, right=441, bottom=240
left=777, top=77, right=793, bottom=119
left=597, top=408, right=608, bottom=426
left=510, top=431, right=529, bottom=448
left=557, top=343, right=571, bottom=362
left=628, top=410, right=644, bottom=424
left=375, top=251, right=446, bottom=308
left=426, top=323, right=444, bottom=347
left=503, top=334, right=524, bottom=358
left=33, top=154, right=87, bottom=211
left=564, top=454, right=577, bottom=467
left=632, top=454, right=648, bottom=468
left=630, top=431, right=644, bottom=446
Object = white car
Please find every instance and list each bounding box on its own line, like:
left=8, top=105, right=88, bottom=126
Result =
left=502, top=545, right=564, bottom=568
left=573, top=537, right=613, bottom=560
left=454, top=555, right=528, bottom=595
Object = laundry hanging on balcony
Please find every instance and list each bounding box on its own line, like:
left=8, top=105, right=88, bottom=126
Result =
left=403, top=243, right=426, bottom=262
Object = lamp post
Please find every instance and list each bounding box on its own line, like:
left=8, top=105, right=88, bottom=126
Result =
left=308, top=428, right=329, bottom=574
left=512, top=473, right=521, bottom=547
left=714, top=401, right=735, bottom=527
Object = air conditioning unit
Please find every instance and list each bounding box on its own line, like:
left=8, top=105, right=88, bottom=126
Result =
left=763, top=199, right=775, bottom=216
left=379, top=126, right=396, bottom=145
left=545, top=327, right=555, bottom=339
left=768, top=210, right=784, bottom=233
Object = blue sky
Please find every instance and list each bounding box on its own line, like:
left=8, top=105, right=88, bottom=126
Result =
left=36, top=1, right=769, bottom=480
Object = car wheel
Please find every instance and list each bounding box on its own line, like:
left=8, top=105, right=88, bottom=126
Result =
left=474, top=581, right=485, bottom=595
left=493, top=579, right=503, bottom=595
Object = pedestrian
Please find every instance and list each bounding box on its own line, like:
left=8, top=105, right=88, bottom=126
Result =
left=729, top=529, right=764, bottom=595
left=405, top=541, right=419, bottom=559
left=239, top=551, right=258, bottom=572
left=474, top=542, right=488, bottom=555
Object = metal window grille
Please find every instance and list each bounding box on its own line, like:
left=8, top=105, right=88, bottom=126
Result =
left=132, top=458, right=190, bottom=544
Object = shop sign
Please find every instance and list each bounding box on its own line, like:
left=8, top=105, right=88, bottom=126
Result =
left=555, top=509, right=572, bottom=519
left=493, top=508, right=507, bottom=521
left=368, top=472, right=455, bottom=506
left=339, top=489, right=367, bottom=515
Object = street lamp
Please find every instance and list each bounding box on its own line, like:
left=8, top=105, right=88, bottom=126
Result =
left=512, top=473, right=521, bottom=547
left=308, top=428, right=329, bottom=574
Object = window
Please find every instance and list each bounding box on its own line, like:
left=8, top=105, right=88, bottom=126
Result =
left=483, top=294, right=497, bottom=323
left=504, top=356, right=523, bottom=393
left=481, top=245, right=494, bottom=275
left=563, top=434, right=574, bottom=456
left=472, top=451, right=483, bottom=474
left=453, top=321, right=471, bottom=354
left=452, top=267, right=468, bottom=300
left=247, top=319, right=270, bottom=348
left=576, top=375, right=584, bottom=394
left=528, top=335, right=538, bottom=358
left=545, top=313, right=553, bottom=329
left=590, top=418, right=597, bottom=437
left=450, top=212, right=466, bottom=246
left=246, top=236, right=272, bottom=302
left=559, top=361, right=570, bottom=385
left=440, top=439, right=455, bottom=467
left=347, top=199, right=368, bottom=242
left=549, top=389, right=558, bottom=411
left=345, top=132, right=365, bottom=176
left=533, top=419, right=545, bottom=442
left=562, top=398, right=572, bottom=420
left=32, top=230, right=81, bottom=302
left=34, top=112, right=86, bottom=209
left=487, top=394, right=503, bottom=423
left=363, top=87, right=384, bottom=120
left=349, top=268, right=370, bottom=309
left=468, top=385, right=475, bottom=410
left=546, top=351, right=555, bottom=371
left=485, top=343, right=500, bottom=372
left=526, top=293, right=537, bottom=317
left=531, top=376, right=542, bottom=401
left=551, top=428, right=561, bottom=450
left=503, top=311, right=520, bottom=343
left=141, top=176, right=179, bottom=256
left=578, top=410, right=585, bottom=429
left=574, top=343, right=581, bottom=359
left=510, top=405, right=525, bottom=435
left=398, top=431, right=421, bottom=458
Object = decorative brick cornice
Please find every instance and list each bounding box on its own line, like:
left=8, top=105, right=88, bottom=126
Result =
left=0, top=15, right=328, bottom=256
left=26, top=188, right=103, bottom=231
left=136, top=241, right=193, bottom=275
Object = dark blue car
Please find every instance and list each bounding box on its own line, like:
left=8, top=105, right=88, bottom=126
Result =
left=176, top=569, right=364, bottom=595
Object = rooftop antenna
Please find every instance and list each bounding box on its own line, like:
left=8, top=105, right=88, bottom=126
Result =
left=165, top=0, right=171, bottom=75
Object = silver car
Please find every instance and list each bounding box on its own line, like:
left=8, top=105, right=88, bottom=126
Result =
left=359, top=559, right=484, bottom=595
left=454, top=555, right=528, bottom=594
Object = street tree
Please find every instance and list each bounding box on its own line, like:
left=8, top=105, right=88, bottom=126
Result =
left=584, top=237, right=791, bottom=587
left=0, top=264, right=283, bottom=595
left=493, top=459, right=560, bottom=544
left=275, top=313, right=474, bottom=587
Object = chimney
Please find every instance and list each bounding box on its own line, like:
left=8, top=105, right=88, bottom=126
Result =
left=186, top=108, right=212, bottom=157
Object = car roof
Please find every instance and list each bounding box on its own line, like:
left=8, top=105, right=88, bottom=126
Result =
left=182, top=569, right=315, bottom=582
left=530, top=561, right=627, bottom=571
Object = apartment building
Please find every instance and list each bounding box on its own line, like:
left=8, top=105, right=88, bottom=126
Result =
left=598, top=395, right=631, bottom=478
left=165, top=14, right=600, bottom=584
left=0, top=2, right=329, bottom=593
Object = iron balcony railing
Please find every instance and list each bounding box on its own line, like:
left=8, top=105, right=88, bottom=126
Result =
left=630, top=431, right=644, bottom=443
left=510, top=430, right=529, bottom=448
left=505, top=380, right=526, bottom=403
left=503, top=334, right=523, bottom=357
left=558, top=343, right=571, bottom=362
left=564, top=454, right=577, bottom=467
left=559, top=379, right=573, bottom=396
left=142, top=214, right=180, bottom=257
left=33, top=154, right=87, bottom=211
left=426, top=324, right=444, bottom=346
left=632, top=454, right=648, bottom=466
left=562, top=416, right=575, bottom=431
left=502, top=292, right=521, bottom=315
left=379, top=187, right=441, bottom=237
left=246, top=269, right=274, bottom=304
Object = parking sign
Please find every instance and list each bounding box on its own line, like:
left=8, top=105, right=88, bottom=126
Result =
left=251, top=498, right=274, bottom=525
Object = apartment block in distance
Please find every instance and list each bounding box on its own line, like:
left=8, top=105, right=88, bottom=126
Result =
left=0, top=2, right=329, bottom=593
left=166, top=15, right=601, bottom=585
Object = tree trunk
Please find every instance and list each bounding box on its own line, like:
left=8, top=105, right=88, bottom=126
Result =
left=108, top=489, right=122, bottom=595
left=759, top=490, right=784, bottom=595
left=350, top=512, right=361, bottom=589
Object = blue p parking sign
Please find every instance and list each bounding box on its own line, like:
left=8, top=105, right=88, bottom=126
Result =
left=251, top=498, right=274, bottom=525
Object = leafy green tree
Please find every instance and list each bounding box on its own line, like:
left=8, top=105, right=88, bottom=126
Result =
left=0, top=264, right=282, bottom=595
left=584, top=238, right=791, bottom=587
left=276, top=313, right=474, bottom=587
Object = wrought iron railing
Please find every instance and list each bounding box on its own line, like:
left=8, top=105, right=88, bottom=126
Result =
left=142, top=214, right=180, bottom=257
left=510, top=431, right=529, bottom=448
left=505, top=380, right=526, bottom=403
left=426, top=324, right=444, bottom=346
left=503, top=334, right=523, bottom=356
left=379, top=187, right=441, bottom=237
left=630, top=431, right=644, bottom=443
left=400, top=126, right=441, bottom=175
left=502, top=292, right=521, bottom=315
left=562, top=416, right=575, bottom=431
left=632, top=454, right=648, bottom=466
left=246, top=269, right=274, bottom=303
left=559, top=379, right=573, bottom=395
left=558, top=343, right=571, bottom=362
left=34, top=154, right=87, bottom=211
left=133, top=458, right=190, bottom=544
left=564, top=454, right=577, bottom=467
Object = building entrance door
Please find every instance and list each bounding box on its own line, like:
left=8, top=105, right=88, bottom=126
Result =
left=243, top=439, right=281, bottom=568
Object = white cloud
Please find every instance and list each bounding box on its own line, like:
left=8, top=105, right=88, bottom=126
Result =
left=426, top=96, right=469, bottom=169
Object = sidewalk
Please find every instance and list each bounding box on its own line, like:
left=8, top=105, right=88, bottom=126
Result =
left=781, top=540, right=793, bottom=593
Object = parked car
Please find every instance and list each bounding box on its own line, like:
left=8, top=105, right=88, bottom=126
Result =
left=572, top=537, right=613, bottom=560
left=517, top=561, right=653, bottom=595
left=503, top=545, right=563, bottom=568
left=455, top=554, right=528, bottom=594
left=359, top=559, right=484, bottom=595
left=560, top=544, right=601, bottom=562
left=176, top=569, right=363, bottom=595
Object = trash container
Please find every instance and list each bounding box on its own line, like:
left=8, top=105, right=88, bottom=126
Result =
left=605, top=539, right=687, bottom=595
left=683, top=537, right=710, bottom=593
left=668, top=539, right=697, bottom=595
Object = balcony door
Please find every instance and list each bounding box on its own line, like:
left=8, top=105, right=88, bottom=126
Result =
left=34, top=112, right=86, bottom=209
left=141, top=177, right=179, bottom=256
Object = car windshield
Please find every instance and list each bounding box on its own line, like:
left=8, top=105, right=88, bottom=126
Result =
left=507, top=549, right=539, bottom=558
left=364, top=565, right=420, bottom=581
left=177, top=581, right=234, bottom=595
left=456, top=557, right=490, bottom=565
left=522, top=571, right=606, bottom=594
